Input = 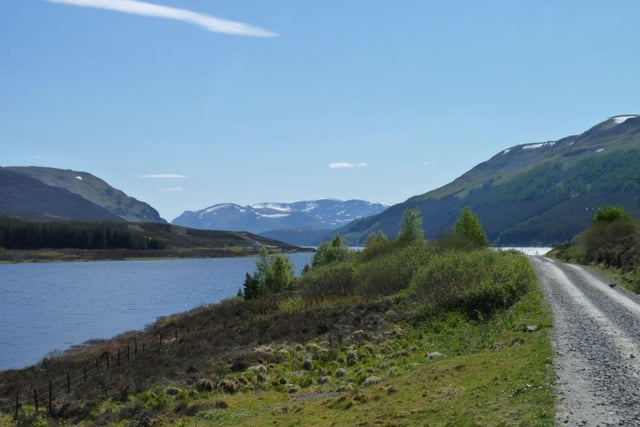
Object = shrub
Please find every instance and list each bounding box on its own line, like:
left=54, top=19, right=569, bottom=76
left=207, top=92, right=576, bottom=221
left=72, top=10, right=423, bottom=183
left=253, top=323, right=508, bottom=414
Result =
left=411, top=250, right=534, bottom=318
left=298, top=262, right=357, bottom=301
left=579, top=218, right=636, bottom=264
left=592, top=205, right=632, bottom=224
left=356, top=241, right=433, bottom=296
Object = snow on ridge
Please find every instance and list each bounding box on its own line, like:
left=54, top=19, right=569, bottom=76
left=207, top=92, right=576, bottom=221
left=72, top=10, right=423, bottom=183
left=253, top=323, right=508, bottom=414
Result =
left=203, top=203, right=241, bottom=214
left=303, top=202, right=318, bottom=213
left=595, top=148, right=605, bottom=153
left=611, top=115, right=639, bottom=124
left=251, top=202, right=291, bottom=212
left=502, top=149, right=511, bottom=155
left=257, top=213, right=290, bottom=219
left=522, top=143, right=546, bottom=150
left=75, top=176, right=83, bottom=181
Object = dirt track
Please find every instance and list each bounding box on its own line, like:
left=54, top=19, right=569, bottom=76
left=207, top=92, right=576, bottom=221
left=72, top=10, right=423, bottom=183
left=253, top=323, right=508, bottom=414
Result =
left=530, top=256, right=640, bottom=426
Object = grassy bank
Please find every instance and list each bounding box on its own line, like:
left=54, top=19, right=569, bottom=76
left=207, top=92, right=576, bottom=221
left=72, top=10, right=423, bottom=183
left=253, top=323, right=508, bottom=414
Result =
left=0, top=251, right=554, bottom=426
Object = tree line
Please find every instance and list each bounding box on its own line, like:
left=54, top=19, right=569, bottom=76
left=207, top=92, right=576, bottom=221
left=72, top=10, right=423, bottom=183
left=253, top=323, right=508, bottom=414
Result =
left=0, top=216, right=164, bottom=250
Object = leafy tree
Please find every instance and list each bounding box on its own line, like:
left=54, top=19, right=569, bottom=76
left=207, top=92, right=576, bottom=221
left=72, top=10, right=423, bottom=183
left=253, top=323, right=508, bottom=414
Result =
left=397, top=209, right=424, bottom=245
left=592, top=205, right=632, bottom=224
left=243, top=248, right=296, bottom=299
left=265, top=254, right=296, bottom=292
left=312, top=235, right=349, bottom=267
left=452, top=207, right=489, bottom=248
left=361, top=231, right=391, bottom=261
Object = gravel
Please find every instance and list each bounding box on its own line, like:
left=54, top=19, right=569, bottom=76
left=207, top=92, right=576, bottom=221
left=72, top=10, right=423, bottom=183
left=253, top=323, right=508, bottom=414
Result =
left=530, top=256, right=640, bottom=426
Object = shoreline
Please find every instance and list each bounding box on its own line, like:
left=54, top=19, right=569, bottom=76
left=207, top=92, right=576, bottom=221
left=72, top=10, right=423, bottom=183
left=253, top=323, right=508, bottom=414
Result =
left=0, top=247, right=313, bottom=264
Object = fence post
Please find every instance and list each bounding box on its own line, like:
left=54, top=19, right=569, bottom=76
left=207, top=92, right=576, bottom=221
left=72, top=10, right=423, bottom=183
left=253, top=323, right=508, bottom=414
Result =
left=14, top=393, right=19, bottom=420
left=106, top=352, right=110, bottom=370
left=134, top=339, right=138, bottom=356
left=67, top=373, right=71, bottom=393
left=175, top=329, right=178, bottom=342
left=84, top=366, right=87, bottom=383
left=34, top=389, right=38, bottom=413
left=117, top=349, right=120, bottom=368
left=127, top=345, right=130, bottom=362
left=48, top=382, right=52, bottom=415
left=96, top=358, right=99, bottom=373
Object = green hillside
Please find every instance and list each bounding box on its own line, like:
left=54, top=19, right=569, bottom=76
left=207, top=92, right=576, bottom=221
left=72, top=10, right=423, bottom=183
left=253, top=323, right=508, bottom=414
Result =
left=5, top=166, right=164, bottom=223
left=339, top=116, right=640, bottom=246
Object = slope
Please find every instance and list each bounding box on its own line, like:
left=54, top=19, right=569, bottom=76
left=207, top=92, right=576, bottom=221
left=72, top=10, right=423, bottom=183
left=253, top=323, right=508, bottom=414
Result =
left=6, top=166, right=164, bottom=223
left=0, top=168, right=122, bottom=221
left=339, top=115, right=640, bottom=246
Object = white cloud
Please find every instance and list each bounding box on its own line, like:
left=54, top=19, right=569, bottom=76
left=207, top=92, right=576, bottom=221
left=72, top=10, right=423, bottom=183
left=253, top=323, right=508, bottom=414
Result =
left=46, top=0, right=277, bottom=37
left=329, top=162, right=368, bottom=169
left=141, top=173, right=187, bottom=179
left=423, top=161, right=437, bottom=166
left=157, top=187, right=183, bottom=192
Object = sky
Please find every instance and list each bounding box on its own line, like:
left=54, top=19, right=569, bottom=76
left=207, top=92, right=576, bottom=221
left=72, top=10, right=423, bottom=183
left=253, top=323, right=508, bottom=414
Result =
left=2, top=1, right=640, bottom=221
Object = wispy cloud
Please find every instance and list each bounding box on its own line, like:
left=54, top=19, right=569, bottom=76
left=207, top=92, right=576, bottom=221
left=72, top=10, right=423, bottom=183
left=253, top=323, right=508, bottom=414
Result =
left=140, top=173, right=188, bottom=179
left=329, top=162, right=368, bottom=169
left=157, top=186, right=183, bottom=192
left=46, top=0, right=278, bottom=37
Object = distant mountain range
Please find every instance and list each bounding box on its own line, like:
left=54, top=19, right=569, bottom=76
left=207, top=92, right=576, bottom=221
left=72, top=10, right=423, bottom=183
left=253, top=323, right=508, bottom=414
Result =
left=172, top=200, right=391, bottom=245
left=338, top=115, right=640, bottom=246
left=0, top=166, right=164, bottom=223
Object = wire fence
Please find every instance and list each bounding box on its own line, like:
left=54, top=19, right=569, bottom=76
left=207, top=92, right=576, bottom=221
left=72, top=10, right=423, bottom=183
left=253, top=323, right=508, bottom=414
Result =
left=9, top=323, right=210, bottom=421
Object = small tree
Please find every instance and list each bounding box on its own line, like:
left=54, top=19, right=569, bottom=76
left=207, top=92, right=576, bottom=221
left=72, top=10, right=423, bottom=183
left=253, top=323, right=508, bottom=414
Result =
left=243, top=247, right=296, bottom=299
left=592, top=205, right=632, bottom=224
left=397, top=209, right=424, bottom=245
left=265, top=254, right=296, bottom=292
left=242, top=272, right=261, bottom=300
left=312, top=235, right=349, bottom=267
left=452, top=207, right=489, bottom=248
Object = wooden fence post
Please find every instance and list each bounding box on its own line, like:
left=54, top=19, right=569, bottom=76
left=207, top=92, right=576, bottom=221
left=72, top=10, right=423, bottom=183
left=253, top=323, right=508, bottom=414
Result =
left=96, top=358, right=99, bottom=373
left=67, top=373, right=71, bottom=393
left=14, top=393, right=19, bottom=420
left=175, top=329, right=178, bottom=342
left=106, top=352, right=110, bottom=370
left=127, top=345, right=130, bottom=362
left=34, top=389, right=38, bottom=413
left=84, top=366, right=87, bottom=383
left=48, top=382, right=52, bottom=415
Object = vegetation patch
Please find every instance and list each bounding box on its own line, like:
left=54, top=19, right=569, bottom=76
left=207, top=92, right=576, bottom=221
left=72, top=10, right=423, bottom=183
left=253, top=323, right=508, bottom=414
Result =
left=0, top=209, right=555, bottom=425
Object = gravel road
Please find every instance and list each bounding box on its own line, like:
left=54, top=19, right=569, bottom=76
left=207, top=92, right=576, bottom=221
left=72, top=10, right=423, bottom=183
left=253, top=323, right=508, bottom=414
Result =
left=530, top=256, right=640, bottom=426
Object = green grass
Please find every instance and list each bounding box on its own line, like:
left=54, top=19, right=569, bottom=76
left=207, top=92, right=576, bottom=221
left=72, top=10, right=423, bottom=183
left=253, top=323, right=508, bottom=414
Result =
left=0, top=246, right=555, bottom=426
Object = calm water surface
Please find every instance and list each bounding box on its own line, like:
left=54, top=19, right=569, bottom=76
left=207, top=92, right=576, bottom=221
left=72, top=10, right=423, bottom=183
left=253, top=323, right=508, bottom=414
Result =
left=0, top=253, right=312, bottom=371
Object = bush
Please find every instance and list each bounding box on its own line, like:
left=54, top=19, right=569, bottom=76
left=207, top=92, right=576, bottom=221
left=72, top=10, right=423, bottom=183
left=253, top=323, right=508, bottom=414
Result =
left=579, top=218, right=636, bottom=264
left=411, top=250, right=534, bottom=318
left=298, top=262, right=357, bottom=301
left=356, top=241, right=433, bottom=296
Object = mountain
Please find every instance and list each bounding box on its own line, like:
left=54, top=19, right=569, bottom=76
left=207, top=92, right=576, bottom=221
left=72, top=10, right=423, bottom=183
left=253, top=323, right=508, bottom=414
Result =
left=172, top=200, right=391, bottom=245
left=338, top=115, right=640, bottom=246
left=1, top=166, right=164, bottom=223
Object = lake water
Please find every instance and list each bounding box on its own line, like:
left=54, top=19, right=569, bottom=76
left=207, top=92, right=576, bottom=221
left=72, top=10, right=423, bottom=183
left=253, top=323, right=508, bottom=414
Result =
left=0, top=253, right=313, bottom=372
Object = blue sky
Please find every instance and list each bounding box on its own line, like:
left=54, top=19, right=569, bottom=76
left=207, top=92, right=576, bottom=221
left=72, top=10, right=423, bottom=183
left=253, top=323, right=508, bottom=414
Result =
left=2, top=1, right=639, bottom=221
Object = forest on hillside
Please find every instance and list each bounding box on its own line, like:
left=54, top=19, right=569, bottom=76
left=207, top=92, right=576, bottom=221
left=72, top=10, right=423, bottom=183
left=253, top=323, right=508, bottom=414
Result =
left=0, top=217, right=164, bottom=250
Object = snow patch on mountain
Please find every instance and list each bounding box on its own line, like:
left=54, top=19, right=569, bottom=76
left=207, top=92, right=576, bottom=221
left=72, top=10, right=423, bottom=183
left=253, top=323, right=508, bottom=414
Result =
left=172, top=199, right=391, bottom=234
left=611, top=115, right=639, bottom=124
